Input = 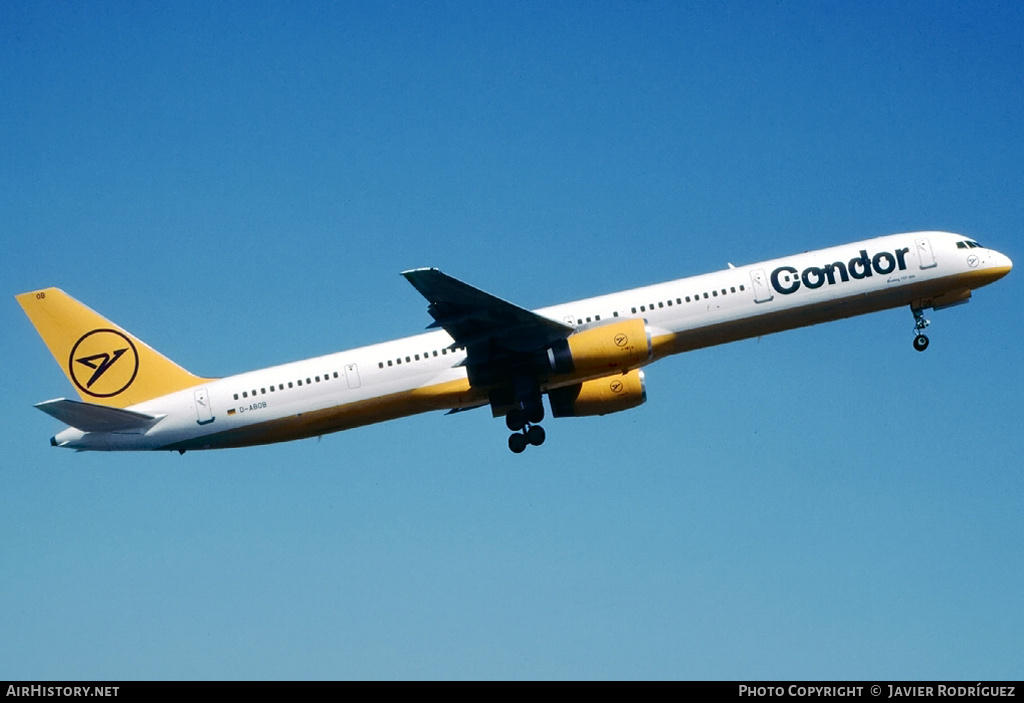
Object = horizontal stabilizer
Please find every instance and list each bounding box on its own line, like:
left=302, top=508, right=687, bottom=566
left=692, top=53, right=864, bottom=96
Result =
left=35, top=398, right=163, bottom=432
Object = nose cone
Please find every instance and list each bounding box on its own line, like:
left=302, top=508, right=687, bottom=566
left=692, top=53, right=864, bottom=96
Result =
left=990, top=249, right=1013, bottom=279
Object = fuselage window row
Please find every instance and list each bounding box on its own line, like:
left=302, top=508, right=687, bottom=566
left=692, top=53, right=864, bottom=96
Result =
left=377, top=346, right=466, bottom=370
left=628, top=284, right=746, bottom=314
left=233, top=371, right=340, bottom=400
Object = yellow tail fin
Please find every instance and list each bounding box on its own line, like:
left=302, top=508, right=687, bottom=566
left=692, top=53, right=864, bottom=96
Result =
left=16, top=288, right=214, bottom=408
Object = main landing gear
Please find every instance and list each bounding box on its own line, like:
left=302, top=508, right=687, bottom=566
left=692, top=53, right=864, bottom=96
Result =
left=505, top=400, right=546, bottom=453
left=912, top=307, right=930, bottom=351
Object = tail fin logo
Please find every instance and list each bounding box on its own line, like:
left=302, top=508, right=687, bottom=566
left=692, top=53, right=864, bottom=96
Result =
left=68, top=329, right=139, bottom=398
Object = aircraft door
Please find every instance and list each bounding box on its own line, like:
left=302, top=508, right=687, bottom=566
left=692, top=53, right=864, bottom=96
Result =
left=194, top=388, right=214, bottom=425
left=915, top=237, right=937, bottom=269
left=345, top=363, right=361, bottom=389
left=750, top=269, right=774, bottom=303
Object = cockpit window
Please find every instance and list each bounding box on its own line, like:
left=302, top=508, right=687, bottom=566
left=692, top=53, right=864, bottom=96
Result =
left=958, top=240, right=983, bottom=249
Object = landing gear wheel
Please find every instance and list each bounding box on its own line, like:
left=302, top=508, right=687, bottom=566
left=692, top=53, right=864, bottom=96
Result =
left=526, top=402, right=545, bottom=424
left=913, top=334, right=930, bottom=352
left=527, top=425, right=546, bottom=447
left=505, top=409, right=526, bottom=432
left=508, top=432, right=528, bottom=453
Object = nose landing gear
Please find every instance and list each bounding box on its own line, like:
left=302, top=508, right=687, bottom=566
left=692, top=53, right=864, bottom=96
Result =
left=912, top=307, right=930, bottom=351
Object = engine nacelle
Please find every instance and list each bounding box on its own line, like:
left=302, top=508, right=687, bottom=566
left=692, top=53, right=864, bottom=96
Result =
left=546, top=318, right=652, bottom=377
left=548, top=369, right=647, bottom=418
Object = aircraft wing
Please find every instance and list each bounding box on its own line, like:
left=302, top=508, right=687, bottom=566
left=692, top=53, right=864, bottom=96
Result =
left=35, top=398, right=163, bottom=432
left=401, top=268, right=572, bottom=353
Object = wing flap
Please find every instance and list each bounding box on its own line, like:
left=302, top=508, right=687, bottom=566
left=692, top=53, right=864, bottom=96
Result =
left=35, top=398, right=163, bottom=432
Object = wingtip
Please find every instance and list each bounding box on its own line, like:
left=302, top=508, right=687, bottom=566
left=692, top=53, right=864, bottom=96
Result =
left=401, top=267, right=439, bottom=277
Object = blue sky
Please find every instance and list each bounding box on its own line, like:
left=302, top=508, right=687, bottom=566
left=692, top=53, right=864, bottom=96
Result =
left=2, top=1, right=1022, bottom=680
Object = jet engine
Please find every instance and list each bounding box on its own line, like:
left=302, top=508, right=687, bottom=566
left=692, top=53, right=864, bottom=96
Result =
left=546, top=318, right=652, bottom=377
left=548, top=369, right=647, bottom=418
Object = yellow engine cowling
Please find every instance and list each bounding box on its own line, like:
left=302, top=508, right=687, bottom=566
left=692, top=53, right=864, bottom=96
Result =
left=548, top=369, right=647, bottom=418
left=547, top=318, right=652, bottom=377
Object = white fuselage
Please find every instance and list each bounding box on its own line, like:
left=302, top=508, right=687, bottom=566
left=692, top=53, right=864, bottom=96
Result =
left=50, top=231, right=1012, bottom=451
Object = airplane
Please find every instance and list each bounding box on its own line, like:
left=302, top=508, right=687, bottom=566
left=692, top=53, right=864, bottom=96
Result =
left=16, top=231, right=1012, bottom=454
